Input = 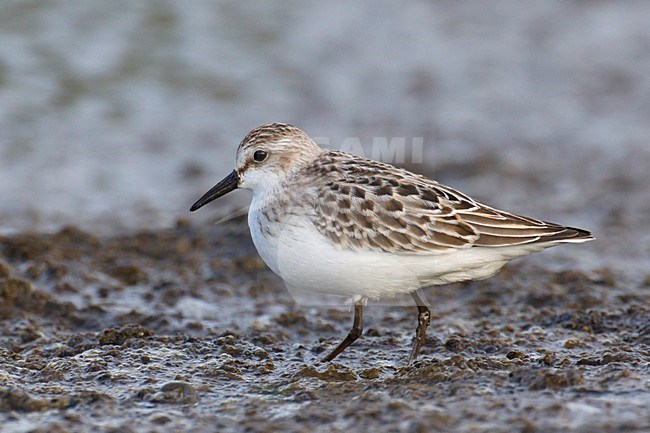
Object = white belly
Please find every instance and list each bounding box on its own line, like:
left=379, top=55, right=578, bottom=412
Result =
left=247, top=209, right=538, bottom=301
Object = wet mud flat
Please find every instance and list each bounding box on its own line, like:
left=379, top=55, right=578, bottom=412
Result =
left=1, top=220, right=649, bottom=432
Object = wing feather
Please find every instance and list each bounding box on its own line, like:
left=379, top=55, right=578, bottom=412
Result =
left=305, top=151, right=592, bottom=254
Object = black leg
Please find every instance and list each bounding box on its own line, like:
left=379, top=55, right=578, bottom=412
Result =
left=408, top=290, right=430, bottom=365
left=322, top=300, right=363, bottom=363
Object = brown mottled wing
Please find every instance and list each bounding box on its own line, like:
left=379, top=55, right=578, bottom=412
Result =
left=456, top=202, right=592, bottom=247
left=310, top=152, right=591, bottom=254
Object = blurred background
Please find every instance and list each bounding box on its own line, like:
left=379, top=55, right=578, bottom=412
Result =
left=1, top=1, right=648, bottom=274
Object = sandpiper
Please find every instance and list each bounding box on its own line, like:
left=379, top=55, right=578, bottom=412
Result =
left=190, top=123, right=593, bottom=364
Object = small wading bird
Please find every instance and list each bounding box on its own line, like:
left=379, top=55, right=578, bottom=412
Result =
left=190, top=123, right=593, bottom=364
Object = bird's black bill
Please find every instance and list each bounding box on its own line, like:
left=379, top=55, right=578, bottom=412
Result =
left=190, top=170, right=239, bottom=211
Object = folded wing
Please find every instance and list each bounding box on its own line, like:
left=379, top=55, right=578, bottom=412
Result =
left=310, top=153, right=592, bottom=254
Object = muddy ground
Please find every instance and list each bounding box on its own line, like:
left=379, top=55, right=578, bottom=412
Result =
left=0, top=219, right=648, bottom=432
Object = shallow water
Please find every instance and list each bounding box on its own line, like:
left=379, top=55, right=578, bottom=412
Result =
left=1, top=1, right=650, bottom=432
left=1, top=2, right=649, bottom=243
left=1, top=222, right=649, bottom=432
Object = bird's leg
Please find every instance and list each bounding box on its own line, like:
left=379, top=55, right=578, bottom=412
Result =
left=408, top=289, right=431, bottom=365
left=322, top=300, right=363, bottom=363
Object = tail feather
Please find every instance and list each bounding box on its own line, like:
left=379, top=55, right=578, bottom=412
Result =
left=544, top=225, right=594, bottom=244
left=472, top=219, right=594, bottom=248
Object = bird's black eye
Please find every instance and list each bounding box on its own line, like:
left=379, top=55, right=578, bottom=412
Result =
left=253, top=150, right=268, bottom=162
